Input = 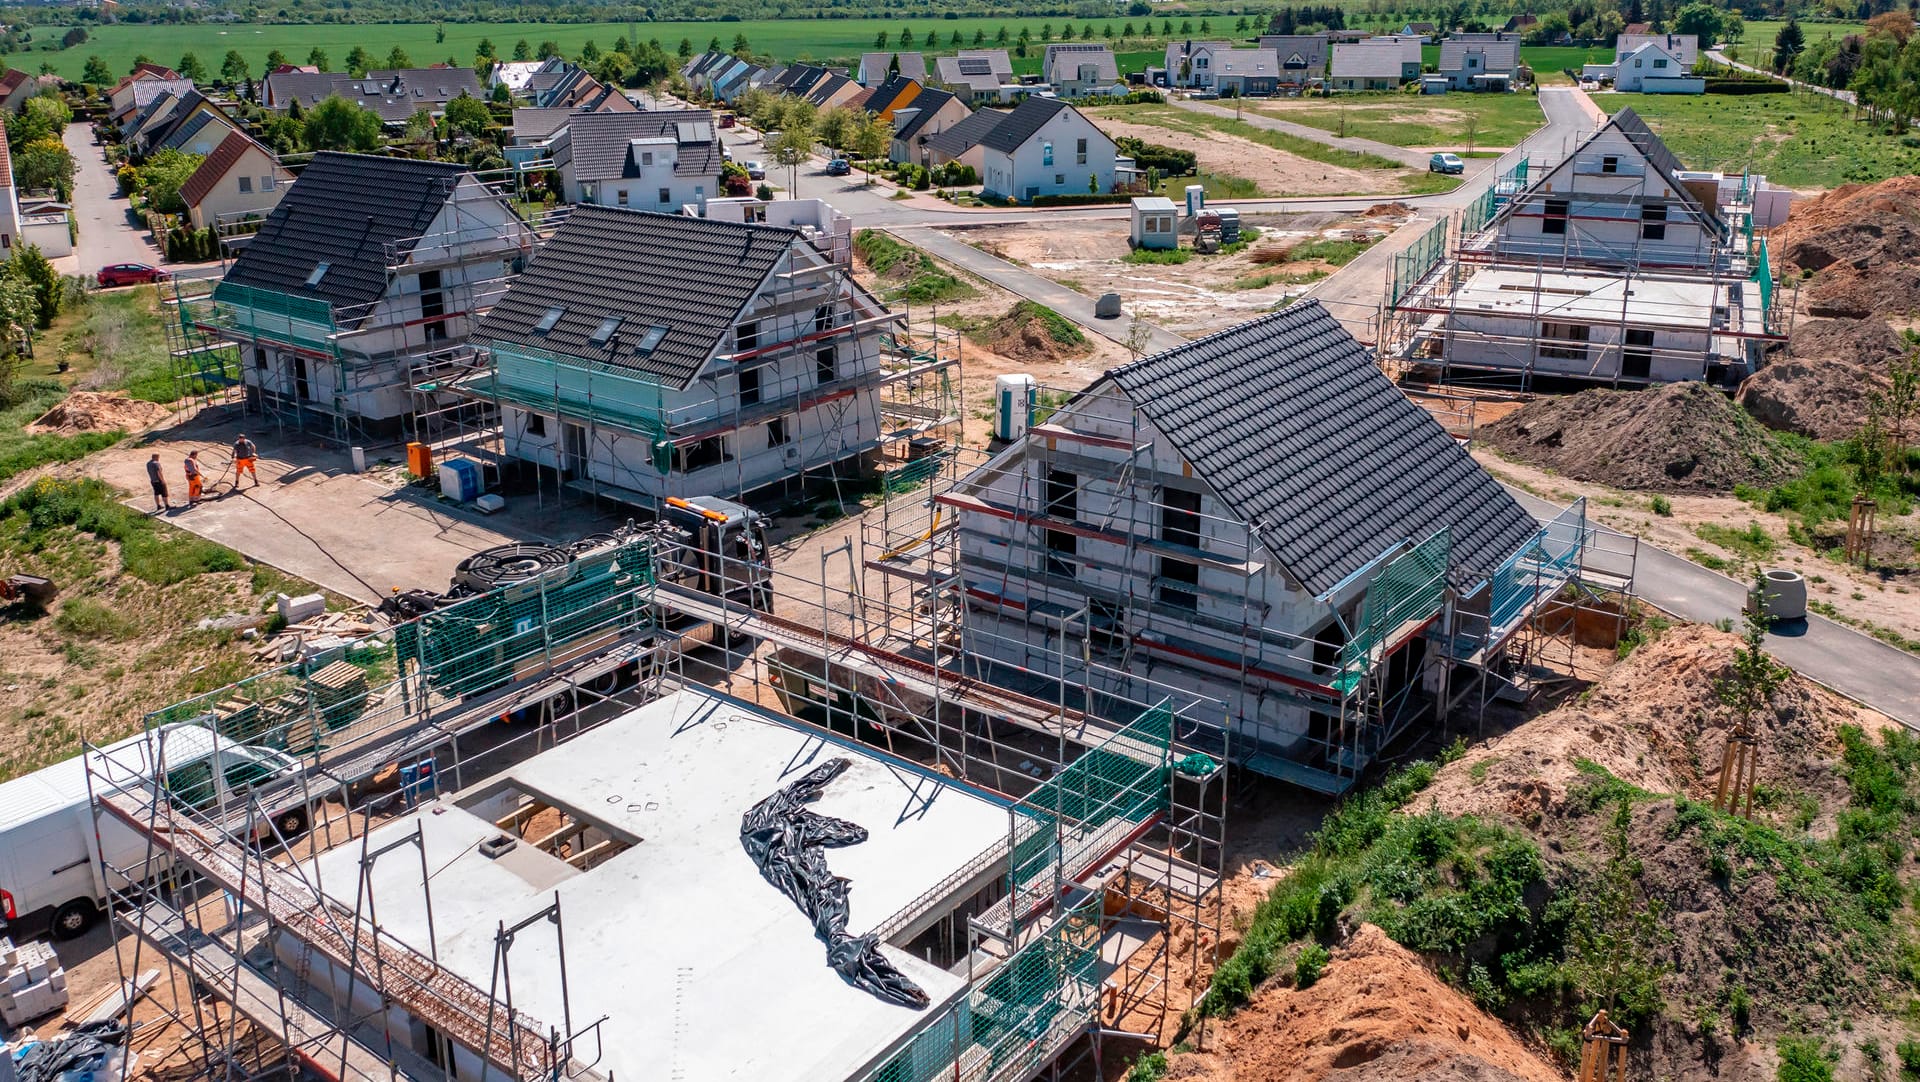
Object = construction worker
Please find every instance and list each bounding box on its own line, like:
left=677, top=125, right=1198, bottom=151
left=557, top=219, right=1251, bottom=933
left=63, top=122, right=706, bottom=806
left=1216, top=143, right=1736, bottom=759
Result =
left=146, top=453, right=168, bottom=512
left=233, top=433, right=259, bottom=487
left=184, top=450, right=204, bottom=506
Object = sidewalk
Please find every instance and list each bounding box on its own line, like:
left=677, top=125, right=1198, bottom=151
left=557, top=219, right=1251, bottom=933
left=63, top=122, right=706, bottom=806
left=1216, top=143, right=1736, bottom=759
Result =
left=1170, top=97, right=1435, bottom=169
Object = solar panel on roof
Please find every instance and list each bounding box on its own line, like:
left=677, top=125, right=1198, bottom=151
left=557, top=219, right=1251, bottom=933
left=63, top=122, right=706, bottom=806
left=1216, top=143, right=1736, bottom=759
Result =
left=957, top=57, right=992, bottom=75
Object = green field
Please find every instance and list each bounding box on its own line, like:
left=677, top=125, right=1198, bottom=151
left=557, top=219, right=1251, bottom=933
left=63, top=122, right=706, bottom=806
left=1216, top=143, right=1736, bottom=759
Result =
left=1247, top=91, right=1549, bottom=150
left=2, top=18, right=1211, bottom=82
left=1623, top=87, right=1920, bottom=188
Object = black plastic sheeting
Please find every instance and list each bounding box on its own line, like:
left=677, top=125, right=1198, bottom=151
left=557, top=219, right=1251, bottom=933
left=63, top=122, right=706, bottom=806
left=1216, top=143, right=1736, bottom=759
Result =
left=15, top=1021, right=128, bottom=1082
left=740, top=758, right=931, bottom=1009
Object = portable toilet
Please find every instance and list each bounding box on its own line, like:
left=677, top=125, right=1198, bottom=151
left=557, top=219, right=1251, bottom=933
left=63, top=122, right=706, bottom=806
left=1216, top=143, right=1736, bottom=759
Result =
left=1130, top=196, right=1179, bottom=250
left=438, top=458, right=483, bottom=503
left=1215, top=207, right=1242, bottom=244
left=1184, top=184, right=1206, bottom=217
left=994, top=374, right=1036, bottom=442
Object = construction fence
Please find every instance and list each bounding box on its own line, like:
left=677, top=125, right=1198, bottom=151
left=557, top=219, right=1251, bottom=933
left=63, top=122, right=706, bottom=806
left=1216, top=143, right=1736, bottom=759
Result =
left=1390, top=218, right=1450, bottom=306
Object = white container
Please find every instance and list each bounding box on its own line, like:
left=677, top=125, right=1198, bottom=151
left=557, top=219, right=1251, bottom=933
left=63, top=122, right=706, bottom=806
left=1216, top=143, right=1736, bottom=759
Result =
left=438, top=459, right=483, bottom=503
left=1762, top=568, right=1808, bottom=622
left=994, top=374, right=1036, bottom=443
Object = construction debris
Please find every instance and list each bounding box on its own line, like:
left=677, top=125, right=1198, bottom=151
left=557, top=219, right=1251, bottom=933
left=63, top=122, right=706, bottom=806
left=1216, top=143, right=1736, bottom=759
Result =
left=0, top=939, right=68, bottom=1027
left=72, top=969, right=158, bottom=1027
left=8, top=1022, right=131, bottom=1082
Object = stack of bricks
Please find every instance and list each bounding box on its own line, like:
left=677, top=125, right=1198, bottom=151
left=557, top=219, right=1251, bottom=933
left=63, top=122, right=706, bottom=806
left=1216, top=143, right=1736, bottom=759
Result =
left=0, top=938, right=68, bottom=1026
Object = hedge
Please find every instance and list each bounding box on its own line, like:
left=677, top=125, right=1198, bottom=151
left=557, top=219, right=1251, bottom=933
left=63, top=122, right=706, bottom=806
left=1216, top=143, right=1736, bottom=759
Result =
left=1031, top=193, right=1136, bottom=207
left=1705, top=79, right=1790, bottom=94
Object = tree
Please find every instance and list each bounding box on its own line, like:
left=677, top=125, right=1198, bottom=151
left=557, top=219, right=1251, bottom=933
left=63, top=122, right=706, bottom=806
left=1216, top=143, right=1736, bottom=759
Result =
left=679, top=38, right=694, bottom=58
left=951, top=30, right=964, bottom=46
left=1866, top=11, right=1915, bottom=43
left=221, top=49, right=250, bottom=85
left=512, top=40, right=532, bottom=62
left=996, top=26, right=1009, bottom=44
left=850, top=112, right=890, bottom=183
left=581, top=40, right=602, bottom=64
left=973, top=29, right=985, bottom=45
left=1723, top=12, right=1745, bottom=45
left=137, top=148, right=203, bottom=214
left=304, top=95, right=384, bottom=152
left=1563, top=799, right=1671, bottom=1029
left=875, top=30, right=889, bottom=49
left=61, top=27, right=87, bottom=49
left=731, top=32, right=751, bottom=58
left=8, top=245, right=60, bottom=329
left=403, top=108, right=434, bottom=139
left=13, top=138, right=74, bottom=197
left=1042, top=23, right=1053, bottom=42
left=477, top=38, right=496, bottom=59
left=815, top=105, right=857, bottom=155
left=491, top=81, right=511, bottom=104
left=346, top=46, right=372, bottom=76
left=898, top=25, right=914, bottom=48
left=8, top=95, right=72, bottom=150
left=1672, top=3, right=1726, bottom=46
left=1717, top=570, right=1791, bottom=738
left=308, top=47, right=330, bottom=72
left=435, top=23, right=446, bottom=44
left=385, top=46, right=413, bottom=69
left=768, top=120, right=815, bottom=192
left=82, top=55, right=113, bottom=84
left=538, top=41, right=562, bottom=60
left=177, top=52, right=208, bottom=83
left=0, top=265, right=40, bottom=340
left=266, top=48, right=288, bottom=70
left=1235, top=15, right=1249, bottom=31
left=443, top=91, right=490, bottom=139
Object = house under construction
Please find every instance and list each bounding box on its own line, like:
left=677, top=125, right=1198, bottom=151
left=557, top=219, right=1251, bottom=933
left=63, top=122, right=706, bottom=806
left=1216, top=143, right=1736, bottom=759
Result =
left=164, top=152, right=537, bottom=447
left=1384, top=107, right=1792, bottom=389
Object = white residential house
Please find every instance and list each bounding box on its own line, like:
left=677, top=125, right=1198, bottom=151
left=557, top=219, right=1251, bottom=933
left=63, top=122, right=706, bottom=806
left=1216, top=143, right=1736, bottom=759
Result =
left=1164, top=40, right=1234, bottom=88
left=931, top=50, right=1017, bottom=103
left=1588, top=40, right=1704, bottom=93
left=473, top=202, right=900, bottom=505
left=551, top=110, right=724, bottom=213
left=1328, top=41, right=1414, bottom=90
left=0, top=138, right=23, bottom=254
left=1043, top=44, right=1121, bottom=98
left=1255, top=34, right=1332, bottom=84
left=977, top=97, right=1117, bottom=204
left=858, top=51, right=927, bottom=87
left=180, top=131, right=293, bottom=232
left=1616, top=32, right=1699, bottom=68
left=1438, top=39, right=1522, bottom=90
left=210, top=153, right=536, bottom=443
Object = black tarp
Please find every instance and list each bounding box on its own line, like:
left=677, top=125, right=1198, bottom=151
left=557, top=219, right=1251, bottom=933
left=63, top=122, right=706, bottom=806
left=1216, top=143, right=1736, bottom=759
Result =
left=740, top=758, right=930, bottom=1009
left=14, top=1021, right=127, bottom=1082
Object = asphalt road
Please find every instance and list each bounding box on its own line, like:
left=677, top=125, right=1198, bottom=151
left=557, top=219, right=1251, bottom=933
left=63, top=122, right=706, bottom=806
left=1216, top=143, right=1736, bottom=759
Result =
left=62, top=121, right=164, bottom=276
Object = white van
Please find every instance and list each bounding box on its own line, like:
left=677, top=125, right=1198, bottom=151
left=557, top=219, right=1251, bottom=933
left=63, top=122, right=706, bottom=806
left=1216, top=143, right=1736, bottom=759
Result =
left=0, top=722, right=308, bottom=940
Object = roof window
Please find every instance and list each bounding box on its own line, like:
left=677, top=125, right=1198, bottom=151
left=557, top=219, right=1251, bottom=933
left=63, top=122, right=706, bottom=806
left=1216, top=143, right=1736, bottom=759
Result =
left=534, top=306, right=565, bottom=334
left=634, top=325, right=668, bottom=355
left=304, top=262, right=330, bottom=286
left=589, top=315, right=623, bottom=345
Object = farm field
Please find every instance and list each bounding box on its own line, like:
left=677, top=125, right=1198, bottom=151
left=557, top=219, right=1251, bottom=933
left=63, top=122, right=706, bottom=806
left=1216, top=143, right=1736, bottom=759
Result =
left=5, top=18, right=1219, bottom=82
left=1246, top=91, right=1549, bottom=150
left=1618, top=87, right=1920, bottom=189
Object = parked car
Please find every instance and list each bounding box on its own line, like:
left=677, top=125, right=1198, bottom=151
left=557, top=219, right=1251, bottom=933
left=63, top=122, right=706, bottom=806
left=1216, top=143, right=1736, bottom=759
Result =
left=718, top=112, right=737, bottom=129
left=1429, top=152, right=1465, bottom=175
left=97, top=263, right=169, bottom=287
left=746, top=160, right=767, bottom=180
left=825, top=158, right=852, bottom=177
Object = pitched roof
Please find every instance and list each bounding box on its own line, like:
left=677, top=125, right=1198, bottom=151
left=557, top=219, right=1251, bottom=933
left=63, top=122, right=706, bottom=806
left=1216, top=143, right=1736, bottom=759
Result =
left=1438, top=39, right=1520, bottom=73
left=512, top=107, right=577, bottom=143
left=1605, top=107, right=1689, bottom=190
left=892, top=88, right=956, bottom=142
left=859, top=51, right=926, bottom=83
left=475, top=205, right=798, bottom=388
left=1330, top=42, right=1408, bottom=79
left=217, top=153, right=469, bottom=321
left=803, top=71, right=853, bottom=106
left=0, top=136, right=12, bottom=191
left=862, top=74, right=922, bottom=117
left=924, top=105, right=1007, bottom=158
left=1104, top=301, right=1538, bottom=595
left=179, top=130, right=270, bottom=208
left=0, top=69, right=30, bottom=95
left=1044, top=43, right=1119, bottom=84
left=556, top=109, right=722, bottom=181
left=156, top=108, right=221, bottom=152
left=934, top=50, right=1013, bottom=90
left=1214, top=48, right=1281, bottom=79
left=263, top=68, right=482, bottom=123
left=979, top=95, right=1070, bottom=154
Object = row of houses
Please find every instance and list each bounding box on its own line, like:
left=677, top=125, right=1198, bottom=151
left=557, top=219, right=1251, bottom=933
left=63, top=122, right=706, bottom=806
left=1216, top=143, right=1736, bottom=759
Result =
left=108, top=73, right=295, bottom=233
left=683, top=44, right=1131, bottom=106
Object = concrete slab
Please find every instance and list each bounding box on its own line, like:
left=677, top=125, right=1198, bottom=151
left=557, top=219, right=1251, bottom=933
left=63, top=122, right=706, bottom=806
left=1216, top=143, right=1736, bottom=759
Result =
left=77, top=411, right=611, bottom=603
left=309, top=686, right=1016, bottom=1082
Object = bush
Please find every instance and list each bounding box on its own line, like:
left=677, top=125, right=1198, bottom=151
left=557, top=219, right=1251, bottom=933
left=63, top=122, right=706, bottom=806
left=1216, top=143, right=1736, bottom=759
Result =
left=4, top=476, right=244, bottom=585
left=1115, top=135, right=1196, bottom=175
left=55, top=598, right=137, bottom=640
left=1705, top=79, right=1790, bottom=94
left=1293, top=942, right=1331, bottom=988
left=932, top=161, right=978, bottom=187
left=1028, top=192, right=1131, bottom=207
left=1776, top=1037, right=1835, bottom=1082
left=1119, top=89, right=1166, bottom=104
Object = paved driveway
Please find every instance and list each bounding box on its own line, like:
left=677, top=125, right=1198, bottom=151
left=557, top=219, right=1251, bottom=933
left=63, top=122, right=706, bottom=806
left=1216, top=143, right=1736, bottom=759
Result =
left=61, top=121, right=163, bottom=277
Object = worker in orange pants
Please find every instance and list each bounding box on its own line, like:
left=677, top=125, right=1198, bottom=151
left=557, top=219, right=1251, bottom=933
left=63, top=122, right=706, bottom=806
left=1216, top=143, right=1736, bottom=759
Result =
left=233, top=433, right=259, bottom=487
left=184, top=450, right=204, bottom=505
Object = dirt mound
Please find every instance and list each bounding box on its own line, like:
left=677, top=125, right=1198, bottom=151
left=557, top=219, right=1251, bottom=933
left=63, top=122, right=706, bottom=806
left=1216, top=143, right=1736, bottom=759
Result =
left=1737, top=357, right=1887, bottom=440
left=978, top=300, right=1091, bottom=364
left=1363, top=202, right=1413, bottom=218
left=1782, top=317, right=1905, bottom=365
left=1802, top=262, right=1920, bottom=319
left=25, top=391, right=171, bottom=435
left=1166, top=925, right=1562, bottom=1082
left=1772, top=175, right=1920, bottom=275
left=1426, top=622, right=1879, bottom=832
left=1481, top=382, right=1799, bottom=493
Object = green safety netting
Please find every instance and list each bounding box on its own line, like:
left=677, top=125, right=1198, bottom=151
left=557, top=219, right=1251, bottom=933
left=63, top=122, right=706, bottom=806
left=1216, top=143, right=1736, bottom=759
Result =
left=1390, top=218, right=1449, bottom=306
left=1336, top=531, right=1451, bottom=691
left=207, top=281, right=341, bottom=357
left=394, top=536, right=658, bottom=698
left=1753, top=238, right=1773, bottom=315
left=1462, top=187, right=1497, bottom=235
left=1007, top=703, right=1175, bottom=903
left=885, top=452, right=951, bottom=494
left=489, top=342, right=673, bottom=442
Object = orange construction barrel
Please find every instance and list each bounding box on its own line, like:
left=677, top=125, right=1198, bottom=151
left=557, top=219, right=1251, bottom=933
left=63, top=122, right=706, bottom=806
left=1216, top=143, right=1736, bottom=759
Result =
left=407, top=441, right=433, bottom=479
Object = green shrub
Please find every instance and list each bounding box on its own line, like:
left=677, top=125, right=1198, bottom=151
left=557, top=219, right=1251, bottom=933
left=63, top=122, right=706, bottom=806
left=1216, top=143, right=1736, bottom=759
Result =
left=1124, top=1052, right=1168, bottom=1082
left=1651, top=494, right=1672, bottom=516
left=4, top=476, right=244, bottom=585
left=1294, top=942, right=1330, bottom=989
left=1008, top=300, right=1085, bottom=347
left=1776, top=1036, right=1835, bottom=1082
left=1124, top=247, right=1190, bottom=265
left=54, top=597, right=137, bottom=640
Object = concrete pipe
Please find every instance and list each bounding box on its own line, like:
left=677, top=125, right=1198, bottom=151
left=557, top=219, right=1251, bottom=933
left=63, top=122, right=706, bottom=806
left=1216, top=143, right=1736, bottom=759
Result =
left=1761, top=569, right=1808, bottom=622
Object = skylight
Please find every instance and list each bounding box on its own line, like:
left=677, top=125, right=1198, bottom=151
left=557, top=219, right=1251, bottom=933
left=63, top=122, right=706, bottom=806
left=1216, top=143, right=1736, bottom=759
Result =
left=589, top=315, right=623, bottom=346
left=534, top=306, right=565, bottom=334
left=634, top=325, right=668, bottom=355
left=304, top=262, right=330, bottom=286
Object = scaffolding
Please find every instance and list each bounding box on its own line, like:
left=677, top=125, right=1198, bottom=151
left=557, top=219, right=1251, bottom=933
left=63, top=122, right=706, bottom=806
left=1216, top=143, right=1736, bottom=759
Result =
left=171, top=170, right=541, bottom=450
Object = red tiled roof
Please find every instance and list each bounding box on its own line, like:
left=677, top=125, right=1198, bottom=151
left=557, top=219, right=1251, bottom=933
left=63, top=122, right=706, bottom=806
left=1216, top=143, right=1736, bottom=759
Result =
left=178, top=130, right=261, bottom=208
left=0, top=137, right=11, bottom=189
left=0, top=69, right=30, bottom=95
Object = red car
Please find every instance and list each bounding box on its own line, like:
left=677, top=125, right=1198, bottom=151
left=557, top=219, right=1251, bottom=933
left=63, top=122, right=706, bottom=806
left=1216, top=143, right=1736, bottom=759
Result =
left=96, top=263, right=169, bottom=287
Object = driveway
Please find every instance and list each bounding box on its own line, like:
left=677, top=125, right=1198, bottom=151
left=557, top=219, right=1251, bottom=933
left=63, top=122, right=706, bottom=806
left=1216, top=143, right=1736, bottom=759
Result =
left=61, top=121, right=162, bottom=277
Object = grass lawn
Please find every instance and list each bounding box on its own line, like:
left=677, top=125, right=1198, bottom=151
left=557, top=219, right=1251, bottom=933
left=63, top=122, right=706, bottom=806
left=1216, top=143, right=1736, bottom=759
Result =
left=1248, top=91, right=1548, bottom=149
left=10, top=19, right=1210, bottom=83
left=1619, top=88, right=1920, bottom=188
left=25, top=286, right=176, bottom=403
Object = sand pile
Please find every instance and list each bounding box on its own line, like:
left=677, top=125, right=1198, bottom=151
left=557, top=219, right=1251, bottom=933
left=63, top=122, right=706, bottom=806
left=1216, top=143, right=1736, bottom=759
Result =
left=978, top=300, right=1091, bottom=364
left=1424, top=624, right=1874, bottom=826
left=1482, top=382, right=1799, bottom=492
left=26, top=391, right=171, bottom=435
left=1770, top=177, right=1920, bottom=317
left=1783, top=317, right=1906, bottom=365
left=1163, top=925, right=1563, bottom=1082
